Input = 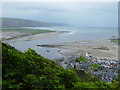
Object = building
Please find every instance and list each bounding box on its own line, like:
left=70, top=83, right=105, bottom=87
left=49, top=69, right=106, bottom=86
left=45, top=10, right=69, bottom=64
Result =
left=86, top=52, right=92, bottom=57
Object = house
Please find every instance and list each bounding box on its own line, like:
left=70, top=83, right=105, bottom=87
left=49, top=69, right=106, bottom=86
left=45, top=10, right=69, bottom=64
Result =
left=86, top=52, right=92, bottom=57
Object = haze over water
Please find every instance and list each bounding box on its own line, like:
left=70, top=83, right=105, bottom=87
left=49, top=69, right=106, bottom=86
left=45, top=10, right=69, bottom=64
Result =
left=25, top=26, right=118, bottom=41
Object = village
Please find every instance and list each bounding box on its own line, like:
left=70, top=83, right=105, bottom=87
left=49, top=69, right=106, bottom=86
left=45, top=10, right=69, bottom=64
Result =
left=60, top=52, right=119, bottom=83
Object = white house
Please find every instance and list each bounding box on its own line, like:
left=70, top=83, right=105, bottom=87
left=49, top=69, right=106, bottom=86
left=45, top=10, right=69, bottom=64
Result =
left=86, top=52, right=92, bottom=57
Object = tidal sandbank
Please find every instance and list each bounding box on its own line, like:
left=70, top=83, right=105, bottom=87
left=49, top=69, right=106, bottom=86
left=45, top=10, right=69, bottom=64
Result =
left=37, top=39, right=119, bottom=60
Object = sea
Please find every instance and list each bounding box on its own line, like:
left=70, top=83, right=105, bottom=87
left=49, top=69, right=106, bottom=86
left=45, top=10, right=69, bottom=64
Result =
left=9, top=26, right=118, bottom=60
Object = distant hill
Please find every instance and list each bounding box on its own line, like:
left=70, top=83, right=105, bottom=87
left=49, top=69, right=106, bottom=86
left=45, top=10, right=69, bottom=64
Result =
left=1, top=17, right=69, bottom=28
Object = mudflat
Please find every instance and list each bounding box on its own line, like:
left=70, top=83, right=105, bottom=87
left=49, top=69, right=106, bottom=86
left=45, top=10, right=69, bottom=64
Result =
left=2, top=30, right=119, bottom=60
left=37, top=39, right=119, bottom=60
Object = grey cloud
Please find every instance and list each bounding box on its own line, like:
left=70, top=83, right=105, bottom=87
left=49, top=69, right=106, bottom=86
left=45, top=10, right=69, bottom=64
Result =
left=2, top=2, right=117, bottom=27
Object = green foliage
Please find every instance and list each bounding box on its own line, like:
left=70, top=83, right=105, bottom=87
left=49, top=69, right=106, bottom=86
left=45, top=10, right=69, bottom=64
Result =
left=111, top=40, right=120, bottom=44
left=2, top=43, right=119, bottom=89
left=73, top=82, right=97, bottom=88
left=2, top=43, right=78, bottom=89
left=92, top=64, right=100, bottom=68
left=2, top=28, right=54, bottom=34
left=76, top=56, right=89, bottom=62
left=2, top=28, right=54, bottom=40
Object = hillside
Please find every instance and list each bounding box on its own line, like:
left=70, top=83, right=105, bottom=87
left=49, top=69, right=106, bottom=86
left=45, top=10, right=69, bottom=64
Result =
left=1, top=17, right=69, bottom=28
left=2, top=43, right=119, bottom=89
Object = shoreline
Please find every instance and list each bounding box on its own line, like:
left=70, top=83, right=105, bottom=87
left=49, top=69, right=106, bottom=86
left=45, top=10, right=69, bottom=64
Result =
left=2, top=30, right=119, bottom=60
left=37, top=39, right=119, bottom=60
left=2, top=30, right=70, bottom=42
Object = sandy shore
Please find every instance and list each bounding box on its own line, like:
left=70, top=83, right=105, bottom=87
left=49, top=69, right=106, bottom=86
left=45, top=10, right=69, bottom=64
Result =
left=64, top=40, right=118, bottom=60
left=24, top=31, right=65, bottom=40
left=38, top=39, right=119, bottom=60
left=2, top=31, right=65, bottom=42
left=2, top=31, right=119, bottom=60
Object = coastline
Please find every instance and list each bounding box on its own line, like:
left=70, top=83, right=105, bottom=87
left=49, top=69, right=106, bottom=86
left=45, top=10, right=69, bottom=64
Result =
left=37, top=39, right=119, bottom=60
left=2, top=30, right=119, bottom=60
left=2, top=31, right=69, bottom=42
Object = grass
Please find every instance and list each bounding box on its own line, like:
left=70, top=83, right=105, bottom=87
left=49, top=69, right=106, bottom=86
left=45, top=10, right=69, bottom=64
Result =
left=2, top=33, right=30, bottom=40
left=2, top=28, right=54, bottom=34
left=76, top=56, right=89, bottom=62
left=111, top=40, right=120, bottom=43
left=92, top=64, right=100, bottom=68
left=2, top=28, right=55, bottom=40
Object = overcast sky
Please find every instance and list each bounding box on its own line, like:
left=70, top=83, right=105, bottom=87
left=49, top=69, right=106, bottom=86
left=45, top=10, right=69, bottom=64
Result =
left=2, top=2, right=118, bottom=27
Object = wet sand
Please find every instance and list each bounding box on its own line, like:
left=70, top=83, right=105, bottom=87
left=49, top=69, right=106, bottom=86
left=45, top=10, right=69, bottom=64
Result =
left=2, top=31, right=65, bottom=42
left=2, top=31, right=119, bottom=60
left=38, top=39, right=119, bottom=60
left=62, top=40, right=118, bottom=60
left=22, top=31, right=65, bottom=40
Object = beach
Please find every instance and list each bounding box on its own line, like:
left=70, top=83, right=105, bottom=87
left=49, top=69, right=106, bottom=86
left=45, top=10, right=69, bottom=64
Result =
left=2, top=28, right=119, bottom=60
left=2, top=27, right=119, bottom=83
left=37, top=39, right=119, bottom=60
left=2, top=30, right=68, bottom=42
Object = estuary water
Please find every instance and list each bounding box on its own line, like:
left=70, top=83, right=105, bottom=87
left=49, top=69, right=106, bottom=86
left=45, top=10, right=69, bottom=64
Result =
left=10, top=26, right=118, bottom=59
